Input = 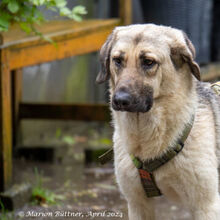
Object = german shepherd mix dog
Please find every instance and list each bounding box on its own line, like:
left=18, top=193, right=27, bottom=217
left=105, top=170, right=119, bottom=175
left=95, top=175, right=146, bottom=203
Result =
left=96, top=24, right=220, bottom=220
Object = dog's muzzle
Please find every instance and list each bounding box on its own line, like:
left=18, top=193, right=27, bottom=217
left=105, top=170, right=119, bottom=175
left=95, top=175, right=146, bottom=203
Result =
left=112, top=90, right=153, bottom=113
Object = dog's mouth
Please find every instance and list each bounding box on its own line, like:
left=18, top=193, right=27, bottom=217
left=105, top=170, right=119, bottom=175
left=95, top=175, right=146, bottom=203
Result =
left=112, top=93, right=153, bottom=113
left=112, top=104, right=153, bottom=113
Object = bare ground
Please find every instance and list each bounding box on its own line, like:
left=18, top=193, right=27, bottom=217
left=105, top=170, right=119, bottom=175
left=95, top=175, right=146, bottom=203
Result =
left=12, top=152, right=192, bottom=220
left=2, top=121, right=192, bottom=220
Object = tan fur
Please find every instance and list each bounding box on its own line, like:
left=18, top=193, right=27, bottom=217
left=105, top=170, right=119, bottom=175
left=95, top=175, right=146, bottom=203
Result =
left=97, top=24, right=220, bottom=220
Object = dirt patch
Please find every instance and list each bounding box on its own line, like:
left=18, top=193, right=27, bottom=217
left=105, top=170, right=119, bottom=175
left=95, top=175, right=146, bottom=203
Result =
left=1, top=121, right=192, bottom=220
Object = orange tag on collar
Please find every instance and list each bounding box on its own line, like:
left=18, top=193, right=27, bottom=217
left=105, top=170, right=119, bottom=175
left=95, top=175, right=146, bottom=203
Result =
left=138, top=169, right=162, bottom=197
left=139, top=169, right=152, bottom=181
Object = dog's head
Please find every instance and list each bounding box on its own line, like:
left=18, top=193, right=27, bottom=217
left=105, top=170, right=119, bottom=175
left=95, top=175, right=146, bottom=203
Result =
left=96, top=24, right=200, bottom=113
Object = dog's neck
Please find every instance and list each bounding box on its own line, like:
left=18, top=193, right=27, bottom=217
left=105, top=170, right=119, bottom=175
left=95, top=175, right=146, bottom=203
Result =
left=112, top=82, right=197, bottom=160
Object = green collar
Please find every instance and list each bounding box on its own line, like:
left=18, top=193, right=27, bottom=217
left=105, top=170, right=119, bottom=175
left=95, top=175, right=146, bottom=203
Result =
left=130, top=114, right=195, bottom=172
left=130, top=114, right=195, bottom=197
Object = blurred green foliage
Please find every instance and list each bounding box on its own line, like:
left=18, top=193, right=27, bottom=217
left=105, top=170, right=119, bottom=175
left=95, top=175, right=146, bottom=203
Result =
left=0, top=200, right=14, bottom=220
left=0, top=0, right=87, bottom=37
left=32, top=168, right=65, bottom=205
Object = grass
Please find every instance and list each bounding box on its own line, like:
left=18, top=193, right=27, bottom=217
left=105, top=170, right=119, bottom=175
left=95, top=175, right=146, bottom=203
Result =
left=0, top=201, right=14, bottom=220
left=31, top=168, right=65, bottom=205
left=0, top=168, right=65, bottom=220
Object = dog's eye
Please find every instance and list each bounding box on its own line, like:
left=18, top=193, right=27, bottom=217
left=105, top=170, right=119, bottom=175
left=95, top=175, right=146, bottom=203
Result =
left=113, top=57, right=122, bottom=67
left=141, top=59, right=155, bottom=68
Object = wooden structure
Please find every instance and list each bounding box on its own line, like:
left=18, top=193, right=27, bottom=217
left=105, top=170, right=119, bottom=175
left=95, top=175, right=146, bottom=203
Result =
left=0, top=0, right=132, bottom=192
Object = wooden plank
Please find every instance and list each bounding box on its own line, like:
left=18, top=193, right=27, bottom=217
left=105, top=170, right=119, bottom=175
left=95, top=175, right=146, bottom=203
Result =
left=0, top=19, right=121, bottom=49
left=19, top=103, right=110, bottom=121
left=119, top=0, right=132, bottom=25
left=8, top=24, right=119, bottom=70
left=0, top=49, right=12, bottom=192
left=201, top=62, right=220, bottom=81
left=12, top=69, right=22, bottom=146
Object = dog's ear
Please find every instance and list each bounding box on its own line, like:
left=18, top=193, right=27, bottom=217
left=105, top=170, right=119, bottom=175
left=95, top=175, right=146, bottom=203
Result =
left=170, top=32, right=201, bottom=81
left=96, top=33, right=114, bottom=84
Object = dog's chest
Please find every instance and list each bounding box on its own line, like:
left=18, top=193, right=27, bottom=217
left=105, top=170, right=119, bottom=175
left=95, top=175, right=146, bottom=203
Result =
left=119, top=131, right=154, bottom=158
left=119, top=117, right=166, bottom=159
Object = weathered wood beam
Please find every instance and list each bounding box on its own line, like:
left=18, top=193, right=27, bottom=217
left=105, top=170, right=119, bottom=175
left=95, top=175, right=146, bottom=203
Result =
left=5, top=19, right=120, bottom=70
left=19, top=103, right=111, bottom=121
left=0, top=49, right=12, bottom=192
left=119, top=0, right=132, bottom=25
left=12, top=69, right=22, bottom=146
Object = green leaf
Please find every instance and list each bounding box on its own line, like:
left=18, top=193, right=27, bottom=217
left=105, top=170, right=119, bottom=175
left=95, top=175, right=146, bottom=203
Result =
left=62, top=136, right=75, bottom=145
left=72, top=5, right=87, bottom=15
left=13, top=15, right=20, bottom=22
left=0, top=26, right=7, bottom=32
left=19, top=4, right=31, bottom=17
left=7, top=1, right=19, bottom=13
left=34, top=10, right=45, bottom=22
left=55, top=0, right=67, bottom=8
left=44, top=0, right=56, bottom=8
left=59, top=7, right=71, bottom=16
left=0, top=15, right=10, bottom=29
left=2, top=0, right=10, bottom=4
left=32, top=0, right=45, bottom=6
left=69, top=13, right=82, bottom=22
left=39, top=0, right=46, bottom=5
left=19, top=22, right=32, bottom=34
left=31, top=0, right=38, bottom=5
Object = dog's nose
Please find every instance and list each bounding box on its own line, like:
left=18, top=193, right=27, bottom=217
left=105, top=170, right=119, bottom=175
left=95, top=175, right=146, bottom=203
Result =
left=113, top=91, right=132, bottom=109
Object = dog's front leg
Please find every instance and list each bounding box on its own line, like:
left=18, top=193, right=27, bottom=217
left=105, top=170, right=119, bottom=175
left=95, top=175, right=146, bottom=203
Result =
left=114, top=143, right=155, bottom=220
left=127, top=199, right=155, bottom=220
left=192, top=196, right=220, bottom=220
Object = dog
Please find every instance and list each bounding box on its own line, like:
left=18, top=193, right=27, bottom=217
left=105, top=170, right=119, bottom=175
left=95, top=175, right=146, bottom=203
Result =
left=96, top=24, right=220, bottom=220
